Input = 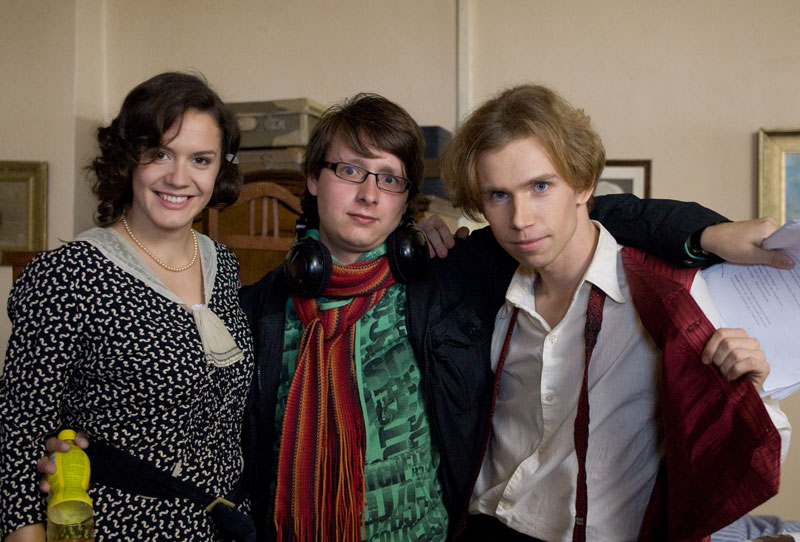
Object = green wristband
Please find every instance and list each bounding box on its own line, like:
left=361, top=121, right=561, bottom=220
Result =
left=684, top=228, right=711, bottom=261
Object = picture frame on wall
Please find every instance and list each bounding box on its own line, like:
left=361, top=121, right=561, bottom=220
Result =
left=758, top=128, right=800, bottom=225
left=0, top=160, right=48, bottom=251
left=595, top=159, right=651, bottom=199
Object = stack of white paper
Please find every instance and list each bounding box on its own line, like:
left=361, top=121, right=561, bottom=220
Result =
left=701, top=220, right=800, bottom=399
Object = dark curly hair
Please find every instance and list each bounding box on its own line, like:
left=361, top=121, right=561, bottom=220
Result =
left=301, top=93, right=425, bottom=227
left=90, top=71, right=242, bottom=226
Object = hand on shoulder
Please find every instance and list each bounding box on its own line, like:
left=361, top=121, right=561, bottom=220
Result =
left=416, top=215, right=469, bottom=259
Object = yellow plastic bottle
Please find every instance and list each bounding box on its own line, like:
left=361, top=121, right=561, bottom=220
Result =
left=46, top=429, right=94, bottom=542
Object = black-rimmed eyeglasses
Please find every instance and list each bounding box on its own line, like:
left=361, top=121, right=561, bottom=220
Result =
left=323, top=161, right=410, bottom=193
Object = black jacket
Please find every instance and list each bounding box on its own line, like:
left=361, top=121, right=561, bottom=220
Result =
left=239, top=194, right=727, bottom=540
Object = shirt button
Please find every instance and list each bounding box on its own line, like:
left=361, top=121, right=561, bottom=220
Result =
left=544, top=394, right=554, bottom=403
left=547, top=335, right=557, bottom=344
left=500, top=501, right=512, bottom=511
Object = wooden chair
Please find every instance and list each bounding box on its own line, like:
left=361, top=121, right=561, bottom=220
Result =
left=1, top=250, right=44, bottom=282
left=239, top=168, right=305, bottom=198
left=204, top=181, right=302, bottom=284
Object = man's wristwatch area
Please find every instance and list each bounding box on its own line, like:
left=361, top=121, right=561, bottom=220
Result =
left=683, top=226, right=723, bottom=267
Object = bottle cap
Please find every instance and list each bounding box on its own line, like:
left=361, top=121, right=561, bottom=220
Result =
left=57, top=429, right=77, bottom=441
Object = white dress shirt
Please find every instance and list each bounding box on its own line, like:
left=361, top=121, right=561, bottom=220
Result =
left=469, top=223, right=791, bottom=542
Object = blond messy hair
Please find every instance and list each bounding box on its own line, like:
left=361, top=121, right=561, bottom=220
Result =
left=442, top=84, right=605, bottom=221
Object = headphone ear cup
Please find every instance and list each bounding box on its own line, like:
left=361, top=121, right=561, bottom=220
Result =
left=386, top=222, right=430, bottom=284
left=284, top=236, right=332, bottom=297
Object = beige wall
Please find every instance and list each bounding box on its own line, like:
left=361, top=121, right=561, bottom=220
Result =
left=1, top=0, right=799, bottom=521
left=101, top=0, right=457, bottom=129
left=1, top=1, right=81, bottom=244
left=467, top=0, right=800, bottom=220
left=1, top=0, right=83, bottom=364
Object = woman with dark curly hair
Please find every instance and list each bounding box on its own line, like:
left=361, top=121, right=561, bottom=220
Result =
left=0, top=72, right=253, bottom=541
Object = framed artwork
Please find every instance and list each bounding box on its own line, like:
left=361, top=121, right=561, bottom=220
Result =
left=596, top=159, right=651, bottom=198
left=0, top=161, right=48, bottom=251
left=758, top=128, right=800, bottom=225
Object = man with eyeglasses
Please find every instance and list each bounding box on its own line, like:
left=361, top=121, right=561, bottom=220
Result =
left=237, top=93, right=789, bottom=542
left=240, top=94, right=442, bottom=542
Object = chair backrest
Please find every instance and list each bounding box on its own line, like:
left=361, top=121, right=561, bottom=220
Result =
left=1, top=250, right=44, bottom=282
left=205, top=181, right=302, bottom=252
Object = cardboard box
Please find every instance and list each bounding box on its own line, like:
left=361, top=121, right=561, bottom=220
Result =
left=238, top=147, right=305, bottom=173
left=229, top=98, right=325, bottom=149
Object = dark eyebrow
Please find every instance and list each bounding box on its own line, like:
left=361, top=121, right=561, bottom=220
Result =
left=158, top=143, right=219, bottom=157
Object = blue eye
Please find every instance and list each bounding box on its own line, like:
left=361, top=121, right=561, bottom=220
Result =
left=534, top=182, right=549, bottom=192
left=341, top=165, right=360, bottom=177
left=377, top=174, right=409, bottom=193
left=491, top=191, right=508, bottom=201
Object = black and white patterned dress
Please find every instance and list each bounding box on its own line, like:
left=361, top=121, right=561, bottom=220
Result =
left=0, top=227, right=253, bottom=541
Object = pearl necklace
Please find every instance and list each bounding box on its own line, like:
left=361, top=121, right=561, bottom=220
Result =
left=122, top=215, right=198, bottom=272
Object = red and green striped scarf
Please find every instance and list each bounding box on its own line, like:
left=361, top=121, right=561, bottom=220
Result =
left=275, top=256, right=396, bottom=541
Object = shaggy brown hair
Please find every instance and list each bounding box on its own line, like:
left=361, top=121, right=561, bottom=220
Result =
left=301, top=93, right=424, bottom=226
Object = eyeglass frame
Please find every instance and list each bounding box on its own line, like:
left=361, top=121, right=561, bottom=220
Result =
left=322, top=161, right=411, bottom=193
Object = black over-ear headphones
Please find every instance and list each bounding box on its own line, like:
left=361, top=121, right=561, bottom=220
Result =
left=284, top=212, right=430, bottom=297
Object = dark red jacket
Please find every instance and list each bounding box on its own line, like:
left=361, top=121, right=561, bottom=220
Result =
left=622, top=247, right=780, bottom=541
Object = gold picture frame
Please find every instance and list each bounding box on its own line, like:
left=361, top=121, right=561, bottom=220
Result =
left=758, top=128, right=800, bottom=225
left=0, top=161, right=48, bottom=251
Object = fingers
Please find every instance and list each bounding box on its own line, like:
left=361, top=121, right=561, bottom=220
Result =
left=39, top=478, right=52, bottom=494
left=702, top=328, right=769, bottom=390
left=765, top=249, right=796, bottom=270
left=415, top=217, right=440, bottom=258
left=37, top=454, right=56, bottom=475
left=417, top=215, right=457, bottom=259
left=74, top=431, right=89, bottom=449
left=45, top=437, right=70, bottom=454
left=735, top=246, right=795, bottom=269
left=37, top=453, right=55, bottom=495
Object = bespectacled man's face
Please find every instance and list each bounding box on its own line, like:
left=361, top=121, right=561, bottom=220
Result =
left=307, top=136, right=409, bottom=264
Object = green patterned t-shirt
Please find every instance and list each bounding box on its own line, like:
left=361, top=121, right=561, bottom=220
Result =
left=270, top=241, right=448, bottom=541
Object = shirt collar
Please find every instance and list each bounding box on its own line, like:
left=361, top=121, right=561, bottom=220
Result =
left=583, top=221, right=626, bottom=305
left=504, top=221, right=627, bottom=316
